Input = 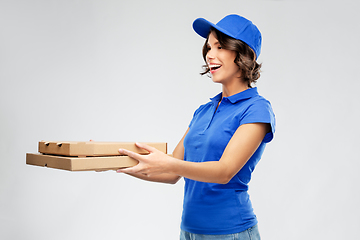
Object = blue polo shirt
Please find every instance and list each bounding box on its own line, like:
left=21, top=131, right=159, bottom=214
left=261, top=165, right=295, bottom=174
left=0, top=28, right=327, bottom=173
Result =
left=181, top=87, right=275, bottom=235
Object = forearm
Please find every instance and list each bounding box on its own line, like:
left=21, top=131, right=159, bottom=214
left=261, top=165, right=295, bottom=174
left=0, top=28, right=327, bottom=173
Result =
left=167, top=158, right=232, bottom=184
left=125, top=172, right=181, bottom=184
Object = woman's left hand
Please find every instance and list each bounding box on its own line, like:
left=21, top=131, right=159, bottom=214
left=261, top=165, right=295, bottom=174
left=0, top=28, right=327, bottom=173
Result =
left=116, top=142, right=172, bottom=177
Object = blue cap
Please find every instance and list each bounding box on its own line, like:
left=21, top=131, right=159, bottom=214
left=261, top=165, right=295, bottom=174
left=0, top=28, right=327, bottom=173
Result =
left=193, top=14, right=262, bottom=59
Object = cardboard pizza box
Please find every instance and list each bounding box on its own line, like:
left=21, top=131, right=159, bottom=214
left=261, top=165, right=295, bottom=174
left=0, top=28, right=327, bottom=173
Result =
left=38, top=141, right=167, bottom=157
left=26, top=153, right=138, bottom=171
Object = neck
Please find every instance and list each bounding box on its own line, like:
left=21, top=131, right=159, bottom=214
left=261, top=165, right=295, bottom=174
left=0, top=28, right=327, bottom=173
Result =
left=221, top=80, right=249, bottom=98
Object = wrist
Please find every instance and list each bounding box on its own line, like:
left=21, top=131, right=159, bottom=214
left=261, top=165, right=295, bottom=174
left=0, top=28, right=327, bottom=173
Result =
left=166, top=155, right=181, bottom=175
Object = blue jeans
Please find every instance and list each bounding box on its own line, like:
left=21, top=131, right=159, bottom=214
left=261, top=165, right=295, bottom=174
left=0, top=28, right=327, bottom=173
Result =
left=180, top=224, right=260, bottom=240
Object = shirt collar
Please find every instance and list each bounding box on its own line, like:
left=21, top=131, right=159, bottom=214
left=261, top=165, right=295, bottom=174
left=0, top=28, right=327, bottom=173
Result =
left=210, top=87, right=259, bottom=104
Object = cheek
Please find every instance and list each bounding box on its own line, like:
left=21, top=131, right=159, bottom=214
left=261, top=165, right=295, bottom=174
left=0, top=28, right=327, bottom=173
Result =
left=230, top=54, right=240, bottom=70
left=222, top=52, right=237, bottom=65
left=230, top=65, right=241, bottom=75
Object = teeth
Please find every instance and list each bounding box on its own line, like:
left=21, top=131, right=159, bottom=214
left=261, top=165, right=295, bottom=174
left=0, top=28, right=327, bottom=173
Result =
left=209, top=64, right=221, bottom=70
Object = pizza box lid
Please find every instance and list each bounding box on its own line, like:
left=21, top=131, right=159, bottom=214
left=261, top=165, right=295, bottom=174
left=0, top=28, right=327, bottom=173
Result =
left=38, top=141, right=167, bottom=157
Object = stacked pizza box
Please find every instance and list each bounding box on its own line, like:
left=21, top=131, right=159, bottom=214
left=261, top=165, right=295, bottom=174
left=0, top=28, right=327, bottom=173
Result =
left=26, top=141, right=167, bottom=171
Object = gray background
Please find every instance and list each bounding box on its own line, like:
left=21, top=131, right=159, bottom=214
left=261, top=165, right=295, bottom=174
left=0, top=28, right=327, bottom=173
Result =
left=1, top=0, right=359, bottom=239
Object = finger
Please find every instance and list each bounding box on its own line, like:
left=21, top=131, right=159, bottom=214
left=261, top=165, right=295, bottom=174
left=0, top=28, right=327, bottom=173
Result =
left=118, top=148, right=146, bottom=161
left=135, top=142, right=157, bottom=153
left=117, top=164, right=144, bottom=174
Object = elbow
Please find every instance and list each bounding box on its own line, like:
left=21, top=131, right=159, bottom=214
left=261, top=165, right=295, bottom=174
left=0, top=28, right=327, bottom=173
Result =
left=217, top=178, right=231, bottom=185
left=167, top=179, right=178, bottom=185
left=216, top=173, right=233, bottom=184
left=165, top=176, right=181, bottom=185
left=168, top=180, right=178, bottom=185
left=217, top=167, right=238, bottom=184
left=212, top=163, right=235, bottom=184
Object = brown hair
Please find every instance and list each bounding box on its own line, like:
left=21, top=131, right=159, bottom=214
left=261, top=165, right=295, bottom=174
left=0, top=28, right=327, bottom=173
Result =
left=201, top=28, right=262, bottom=87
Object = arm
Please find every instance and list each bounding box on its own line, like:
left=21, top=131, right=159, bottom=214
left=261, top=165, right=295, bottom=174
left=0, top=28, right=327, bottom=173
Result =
left=121, top=128, right=189, bottom=184
left=118, top=123, right=269, bottom=184
left=169, top=123, right=270, bottom=183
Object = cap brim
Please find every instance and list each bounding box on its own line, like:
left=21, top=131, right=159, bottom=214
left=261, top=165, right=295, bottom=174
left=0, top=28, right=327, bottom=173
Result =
left=193, top=17, right=236, bottom=39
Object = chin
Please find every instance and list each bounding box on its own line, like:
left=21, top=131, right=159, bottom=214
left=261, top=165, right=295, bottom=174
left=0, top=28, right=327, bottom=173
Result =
left=211, top=77, right=224, bottom=84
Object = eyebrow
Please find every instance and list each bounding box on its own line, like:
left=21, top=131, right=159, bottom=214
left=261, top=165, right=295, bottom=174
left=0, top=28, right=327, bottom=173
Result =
left=207, top=40, right=220, bottom=47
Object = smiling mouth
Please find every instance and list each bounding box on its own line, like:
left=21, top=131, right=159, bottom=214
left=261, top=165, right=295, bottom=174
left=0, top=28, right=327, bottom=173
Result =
left=209, top=64, right=221, bottom=73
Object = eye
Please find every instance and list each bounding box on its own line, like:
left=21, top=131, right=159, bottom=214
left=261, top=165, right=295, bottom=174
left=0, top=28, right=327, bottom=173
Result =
left=218, top=46, right=223, bottom=50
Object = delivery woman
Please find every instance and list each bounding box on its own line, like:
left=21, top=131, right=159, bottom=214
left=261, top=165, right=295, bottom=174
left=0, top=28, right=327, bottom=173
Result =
left=117, top=14, right=275, bottom=240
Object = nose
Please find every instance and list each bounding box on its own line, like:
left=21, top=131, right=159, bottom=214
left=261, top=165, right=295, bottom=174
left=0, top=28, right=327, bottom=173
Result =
left=206, top=50, right=214, bottom=62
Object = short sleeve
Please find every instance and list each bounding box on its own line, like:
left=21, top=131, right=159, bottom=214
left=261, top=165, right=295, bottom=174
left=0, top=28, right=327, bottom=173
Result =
left=239, top=99, right=276, bottom=143
left=188, top=104, right=207, bottom=128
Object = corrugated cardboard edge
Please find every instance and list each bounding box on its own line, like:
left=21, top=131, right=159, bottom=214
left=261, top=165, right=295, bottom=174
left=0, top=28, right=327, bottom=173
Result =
left=38, top=141, right=167, bottom=157
left=26, top=153, right=138, bottom=171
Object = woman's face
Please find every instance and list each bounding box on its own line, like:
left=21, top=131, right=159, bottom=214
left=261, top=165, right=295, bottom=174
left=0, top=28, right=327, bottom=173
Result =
left=206, top=32, right=241, bottom=85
